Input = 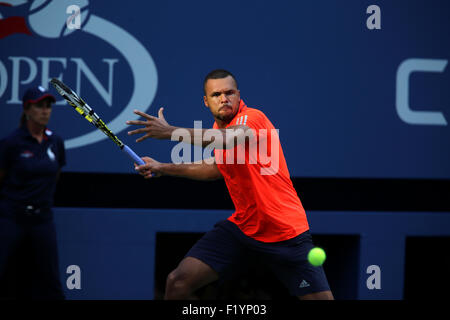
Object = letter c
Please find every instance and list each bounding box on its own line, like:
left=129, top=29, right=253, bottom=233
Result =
left=396, top=58, right=448, bottom=126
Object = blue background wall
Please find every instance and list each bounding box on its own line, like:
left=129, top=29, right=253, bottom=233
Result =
left=1, top=0, right=449, bottom=178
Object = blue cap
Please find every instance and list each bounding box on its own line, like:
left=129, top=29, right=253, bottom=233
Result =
left=22, top=86, right=56, bottom=108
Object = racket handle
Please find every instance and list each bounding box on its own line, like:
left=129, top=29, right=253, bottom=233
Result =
left=123, top=145, right=145, bottom=165
left=122, top=145, right=156, bottom=177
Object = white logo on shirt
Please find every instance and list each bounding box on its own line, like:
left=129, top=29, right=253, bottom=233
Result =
left=47, top=146, right=56, bottom=162
left=236, top=115, right=248, bottom=125
left=20, top=150, right=34, bottom=158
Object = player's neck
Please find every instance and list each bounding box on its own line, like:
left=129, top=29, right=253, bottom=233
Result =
left=215, top=115, right=235, bottom=128
left=215, top=118, right=230, bottom=129
left=215, top=101, right=242, bottom=128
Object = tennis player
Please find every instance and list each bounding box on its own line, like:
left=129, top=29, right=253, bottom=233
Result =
left=126, top=69, right=333, bottom=300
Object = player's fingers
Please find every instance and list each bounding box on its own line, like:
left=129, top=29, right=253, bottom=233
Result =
left=144, top=172, right=154, bottom=179
left=134, top=165, right=145, bottom=174
left=139, top=169, right=153, bottom=178
left=139, top=171, right=148, bottom=177
left=134, top=163, right=144, bottom=173
left=135, top=134, right=152, bottom=143
left=158, top=107, right=165, bottom=119
left=126, top=120, right=150, bottom=126
left=134, top=110, right=157, bottom=121
left=127, top=128, right=148, bottom=136
left=135, top=162, right=149, bottom=170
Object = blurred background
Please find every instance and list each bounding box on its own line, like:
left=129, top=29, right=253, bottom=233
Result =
left=0, top=0, right=449, bottom=299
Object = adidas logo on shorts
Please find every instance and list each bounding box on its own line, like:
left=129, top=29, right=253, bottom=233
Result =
left=299, top=280, right=310, bottom=288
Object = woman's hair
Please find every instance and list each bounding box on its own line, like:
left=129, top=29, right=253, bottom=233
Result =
left=19, top=103, right=30, bottom=127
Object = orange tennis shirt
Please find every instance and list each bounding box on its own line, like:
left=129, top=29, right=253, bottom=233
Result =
left=213, top=100, right=309, bottom=242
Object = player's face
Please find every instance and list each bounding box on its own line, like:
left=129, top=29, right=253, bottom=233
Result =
left=26, top=99, right=53, bottom=127
left=204, top=76, right=240, bottom=124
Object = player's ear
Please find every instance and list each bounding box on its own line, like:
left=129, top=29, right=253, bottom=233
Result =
left=203, top=95, right=209, bottom=108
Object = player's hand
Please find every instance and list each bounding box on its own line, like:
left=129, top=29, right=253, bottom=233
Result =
left=135, top=157, right=163, bottom=179
left=126, top=108, right=175, bottom=142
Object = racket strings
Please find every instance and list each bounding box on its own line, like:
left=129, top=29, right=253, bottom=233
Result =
left=50, top=78, right=124, bottom=148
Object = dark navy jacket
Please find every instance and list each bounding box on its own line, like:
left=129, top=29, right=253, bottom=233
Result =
left=0, top=125, right=66, bottom=213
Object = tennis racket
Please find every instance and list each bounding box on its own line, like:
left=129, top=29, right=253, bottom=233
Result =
left=50, top=78, right=145, bottom=166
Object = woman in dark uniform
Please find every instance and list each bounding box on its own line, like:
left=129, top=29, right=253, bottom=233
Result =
left=0, top=86, right=66, bottom=299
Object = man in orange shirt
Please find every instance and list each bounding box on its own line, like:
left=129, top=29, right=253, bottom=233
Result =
left=126, top=69, right=333, bottom=300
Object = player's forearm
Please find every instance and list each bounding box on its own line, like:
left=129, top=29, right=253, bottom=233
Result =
left=158, top=161, right=222, bottom=181
left=169, top=128, right=220, bottom=148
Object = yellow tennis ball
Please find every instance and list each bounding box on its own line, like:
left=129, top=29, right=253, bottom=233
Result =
left=308, top=247, right=326, bottom=267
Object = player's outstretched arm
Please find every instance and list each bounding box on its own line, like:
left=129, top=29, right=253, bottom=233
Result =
left=135, top=157, right=222, bottom=181
left=126, top=109, right=254, bottom=149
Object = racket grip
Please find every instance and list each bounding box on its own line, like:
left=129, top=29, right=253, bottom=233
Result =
left=122, top=145, right=156, bottom=177
left=123, top=145, right=145, bottom=165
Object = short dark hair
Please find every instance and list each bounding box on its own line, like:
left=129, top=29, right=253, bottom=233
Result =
left=203, top=69, right=238, bottom=95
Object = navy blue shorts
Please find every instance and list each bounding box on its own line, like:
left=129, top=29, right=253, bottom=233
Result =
left=185, top=220, right=330, bottom=296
